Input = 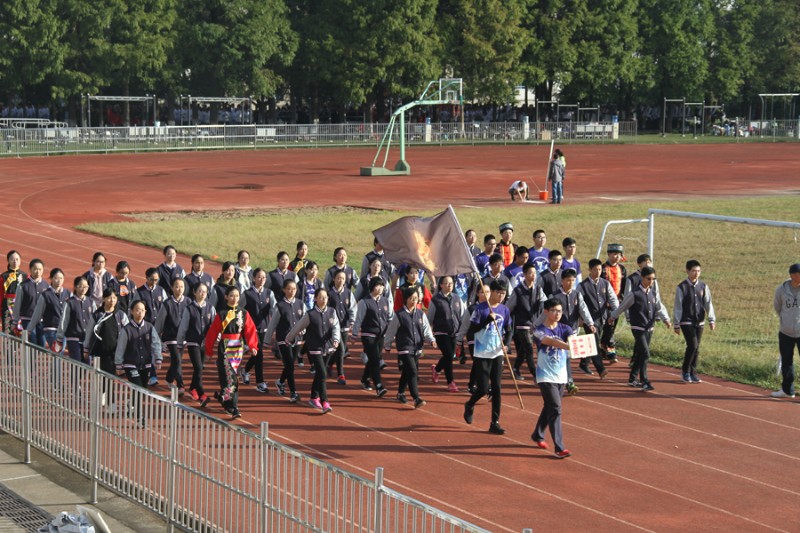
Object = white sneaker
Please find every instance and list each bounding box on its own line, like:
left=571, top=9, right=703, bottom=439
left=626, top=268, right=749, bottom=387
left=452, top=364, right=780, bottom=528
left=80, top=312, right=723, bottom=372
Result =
left=771, top=390, right=795, bottom=398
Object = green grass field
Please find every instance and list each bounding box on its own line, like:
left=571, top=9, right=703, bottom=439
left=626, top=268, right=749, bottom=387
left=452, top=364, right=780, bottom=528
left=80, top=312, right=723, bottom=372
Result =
left=80, top=196, right=800, bottom=390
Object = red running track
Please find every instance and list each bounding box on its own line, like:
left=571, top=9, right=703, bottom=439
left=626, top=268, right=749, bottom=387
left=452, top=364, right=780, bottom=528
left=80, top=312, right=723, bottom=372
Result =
left=1, top=144, right=799, bottom=531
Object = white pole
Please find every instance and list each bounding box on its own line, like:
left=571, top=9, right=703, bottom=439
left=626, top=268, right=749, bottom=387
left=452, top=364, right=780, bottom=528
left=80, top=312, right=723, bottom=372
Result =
left=544, top=139, right=555, bottom=194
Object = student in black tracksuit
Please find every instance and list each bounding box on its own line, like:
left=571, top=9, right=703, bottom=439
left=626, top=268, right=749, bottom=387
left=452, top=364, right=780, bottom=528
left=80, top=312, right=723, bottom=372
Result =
left=86, top=288, right=129, bottom=411
left=507, top=263, right=546, bottom=380
left=267, top=251, right=298, bottom=303
left=184, top=254, right=215, bottom=300
left=57, top=276, right=95, bottom=363
left=241, top=268, right=275, bottom=392
left=385, top=286, right=436, bottom=408
left=355, top=257, right=386, bottom=301
left=324, top=247, right=357, bottom=291
left=155, top=278, right=189, bottom=391
left=327, top=270, right=356, bottom=384
left=13, top=258, right=48, bottom=346
left=107, top=261, right=139, bottom=315
left=83, top=252, right=114, bottom=309
left=263, top=278, right=305, bottom=403
left=579, top=259, right=619, bottom=378
left=137, top=267, right=167, bottom=386
left=535, top=249, right=564, bottom=300
left=428, top=275, right=465, bottom=392
left=360, top=238, right=394, bottom=282
left=157, top=245, right=186, bottom=297
left=210, top=261, right=246, bottom=313
left=609, top=266, right=672, bottom=392
left=673, top=259, right=716, bottom=383
left=115, top=300, right=163, bottom=426
left=176, top=283, right=216, bottom=407
left=285, top=288, right=341, bottom=414
left=27, top=268, right=71, bottom=351
left=352, top=276, right=393, bottom=398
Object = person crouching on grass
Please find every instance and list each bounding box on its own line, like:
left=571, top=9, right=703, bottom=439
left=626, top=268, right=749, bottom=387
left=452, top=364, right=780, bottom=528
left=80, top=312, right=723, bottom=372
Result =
left=531, top=298, right=574, bottom=458
left=385, top=287, right=436, bottom=408
left=285, top=288, right=340, bottom=414
left=463, top=279, right=512, bottom=435
left=114, top=300, right=162, bottom=427
left=205, top=285, right=259, bottom=419
left=608, top=266, right=671, bottom=392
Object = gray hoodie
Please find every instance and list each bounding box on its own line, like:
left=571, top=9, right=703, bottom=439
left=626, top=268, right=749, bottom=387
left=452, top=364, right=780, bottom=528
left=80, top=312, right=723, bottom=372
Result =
left=773, top=280, right=800, bottom=338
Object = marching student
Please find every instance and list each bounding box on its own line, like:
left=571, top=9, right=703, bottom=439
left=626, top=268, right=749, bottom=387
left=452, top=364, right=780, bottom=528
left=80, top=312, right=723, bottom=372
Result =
left=324, top=247, right=357, bottom=291
left=463, top=279, right=512, bottom=435
left=327, top=270, right=357, bottom=384
left=27, top=268, right=71, bottom=351
left=268, top=251, right=297, bottom=302
left=137, top=268, right=167, bottom=325
left=176, top=283, right=216, bottom=407
left=0, top=250, right=25, bottom=335
left=465, top=229, right=481, bottom=258
left=235, top=250, right=254, bottom=291
left=579, top=259, right=619, bottom=376
left=83, top=252, right=114, bottom=308
left=385, top=286, right=436, bottom=408
left=507, top=263, right=546, bottom=381
left=673, top=259, right=716, bottom=383
left=428, top=275, right=465, bottom=392
left=355, top=257, right=385, bottom=301
left=549, top=269, right=595, bottom=395
left=289, top=241, right=310, bottom=281
left=360, top=238, right=394, bottom=282
left=474, top=234, right=497, bottom=278
left=155, top=278, right=189, bottom=390
left=600, top=243, right=627, bottom=363
left=241, top=268, right=275, bottom=392
left=609, top=266, right=672, bottom=392
left=107, top=261, right=139, bottom=314
left=86, top=289, right=129, bottom=413
left=285, top=288, right=341, bottom=414
left=772, top=263, right=800, bottom=399
left=536, top=249, right=564, bottom=297
left=503, top=246, right=530, bottom=289
left=531, top=298, right=574, bottom=459
left=626, top=254, right=661, bottom=302
left=561, top=237, right=582, bottom=282
left=263, top=279, right=305, bottom=403
left=114, top=300, right=163, bottom=426
left=479, top=254, right=510, bottom=303
left=352, top=276, right=394, bottom=398
left=393, top=265, right=432, bottom=312
left=297, top=261, right=323, bottom=312
left=463, top=283, right=490, bottom=393
left=57, top=276, right=95, bottom=362
left=495, top=223, right=517, bottom=267
left=184, top=254, right=215, bottom=299
left=528, top=230, right=550, bottom=274
left=210, top=261, right=246, bottom=313
left=13, top=258, right=48, bottom=346
left=205, top=285, right=259, bottom=419
left=157, top=245, right=185, bottom=297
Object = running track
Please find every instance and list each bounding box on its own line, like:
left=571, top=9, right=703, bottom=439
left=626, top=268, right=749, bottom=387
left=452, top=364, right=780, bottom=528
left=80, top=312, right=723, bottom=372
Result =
left=2, top=144, right=799, bottom=531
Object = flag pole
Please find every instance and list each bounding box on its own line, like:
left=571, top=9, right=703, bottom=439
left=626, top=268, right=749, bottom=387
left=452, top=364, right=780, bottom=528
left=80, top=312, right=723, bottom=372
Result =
left=448, top=206, right=524, bottom=410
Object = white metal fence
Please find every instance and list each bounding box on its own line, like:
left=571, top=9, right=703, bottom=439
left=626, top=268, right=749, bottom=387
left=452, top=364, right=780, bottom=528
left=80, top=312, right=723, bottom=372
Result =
left=0, top=332, right=489, bottom=533
left=0, top=121, right=640, bottom=157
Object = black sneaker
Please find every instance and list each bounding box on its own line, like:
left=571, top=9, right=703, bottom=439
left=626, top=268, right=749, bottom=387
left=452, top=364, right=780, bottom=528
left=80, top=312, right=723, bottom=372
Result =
left=512, top=368, right=525, bottom=381
left=627, top=378, right=640, bottom=388
left=376, top=387, right=388, bottom=398
left=275, top=380, right=286, bottom=396
left=231, top=408, right=242, bottom=419
left=361, top=379, right=373, bottom=391
left=289, top=392, right=300, bottom=403
left=463, top=401, right=474, bottom=424
left=396, top=393, right=408, bottom=404
left=578, top=362, right=594, bottom=375
left=414, top=398, right=426, bottom=409
left=488, top=422, right=505, bottom=435
left=641, top=382, right=655, bottom=392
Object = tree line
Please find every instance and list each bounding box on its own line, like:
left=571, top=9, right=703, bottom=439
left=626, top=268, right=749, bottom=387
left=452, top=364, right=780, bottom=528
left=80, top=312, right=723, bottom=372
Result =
left=1, top=0, right=798, bottom=124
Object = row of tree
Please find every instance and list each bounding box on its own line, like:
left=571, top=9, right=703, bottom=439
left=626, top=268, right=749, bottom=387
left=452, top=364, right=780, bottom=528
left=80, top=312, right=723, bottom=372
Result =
left=2, top=0, right=798, bottom=123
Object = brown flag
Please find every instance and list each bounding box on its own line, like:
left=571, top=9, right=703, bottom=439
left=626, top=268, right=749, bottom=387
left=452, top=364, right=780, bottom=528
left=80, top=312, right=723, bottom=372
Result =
left=372, top=205, right=477, bottom=277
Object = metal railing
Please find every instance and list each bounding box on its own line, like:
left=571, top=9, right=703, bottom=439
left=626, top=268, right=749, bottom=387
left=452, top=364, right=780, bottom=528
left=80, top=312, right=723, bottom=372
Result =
left=0, top=120, right=642, bottom=157
left=0, top=332, right=489, bottom=533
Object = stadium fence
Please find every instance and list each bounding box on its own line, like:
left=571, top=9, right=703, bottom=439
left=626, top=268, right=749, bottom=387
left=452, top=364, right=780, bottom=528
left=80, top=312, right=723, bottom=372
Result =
left=0, top=331, right=491, bottom=533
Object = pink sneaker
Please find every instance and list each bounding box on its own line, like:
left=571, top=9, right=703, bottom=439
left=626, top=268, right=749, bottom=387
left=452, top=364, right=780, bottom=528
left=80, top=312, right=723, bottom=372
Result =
left=308, top=398, right=322, bottom=410
left=431, top=365, right=439, bottom=384
left=447, top=382, right=459, bottom=393
left=321, top=401, right=332, bottom=414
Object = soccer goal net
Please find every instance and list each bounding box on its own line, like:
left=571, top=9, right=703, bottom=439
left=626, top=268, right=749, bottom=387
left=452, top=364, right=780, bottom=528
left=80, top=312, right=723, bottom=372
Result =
left=596, top=209, right=800, bottom=388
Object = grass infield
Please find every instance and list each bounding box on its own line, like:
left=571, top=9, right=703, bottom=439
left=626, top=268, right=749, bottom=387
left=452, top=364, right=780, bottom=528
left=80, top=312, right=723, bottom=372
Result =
left=80, top=196, right=800, bottom=390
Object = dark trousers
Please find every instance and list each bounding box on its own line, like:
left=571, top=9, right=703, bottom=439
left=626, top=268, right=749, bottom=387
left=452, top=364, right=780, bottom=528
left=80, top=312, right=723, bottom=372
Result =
left=512, top=329, right=536, bottom=375
left=434, top=334, right=456, bottom=383
left=326, top=330, right=347, bottom=376
left=244, top=343, right=265, bottom=384
left=361, top=336, right=384, bottom=389
left=601, top=318, right=619, bottom=351
left=278, top=343, right=297, bottom=394
left=398, top=351, right=420, bottom=400
left=165, top=343, right=184, bottom=387
left=66, top=340, right=84, bottom=363
left=629, top=330, right=653, bottom=384
left=22, top=320, right=45, bottom=347
left=466, top=357, right=503, bottom=424
left=532, top=382, right=566, bottom=452
left=779, top=332, right=800, bottom=395
left=309, top=352, right=328, bottom=401
left=680, top=325, right=704, bottom=375
left=186, top=345, right=205, bottom=396
left=582, top=324, right=606, bottom=373
left=124, top=365, right=150, bottom=419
